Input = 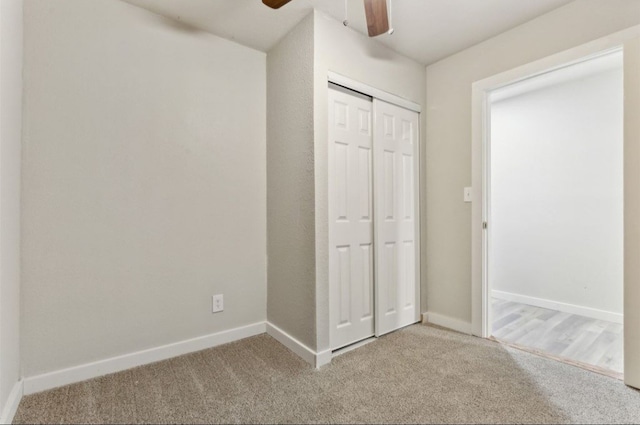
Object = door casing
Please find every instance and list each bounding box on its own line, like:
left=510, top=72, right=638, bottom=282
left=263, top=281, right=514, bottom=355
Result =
left=471, top=25, right=640, bottom=388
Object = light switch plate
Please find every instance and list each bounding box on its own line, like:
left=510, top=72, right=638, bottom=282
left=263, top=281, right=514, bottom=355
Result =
left=464, top=187, right=472, bottom=203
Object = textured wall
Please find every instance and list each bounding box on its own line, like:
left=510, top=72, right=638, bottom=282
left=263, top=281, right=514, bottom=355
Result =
left=425, top=0, right=640, bottom=325
left=266, top=14, right=316, bottom=350
left=0, top=0, right=23, bottom=416
left=313, top=11, right=427, bottom=351
left=22, top=0, right=266, bottom=376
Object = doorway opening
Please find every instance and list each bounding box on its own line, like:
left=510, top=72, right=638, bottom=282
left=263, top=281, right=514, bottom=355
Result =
left=486, top=50, right=624, bottom=377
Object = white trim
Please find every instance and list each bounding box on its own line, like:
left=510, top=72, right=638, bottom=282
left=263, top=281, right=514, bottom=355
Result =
left=0, top=380, right=23, bottom=424
left=327, top=71, right=422, bottom=113
left=266, top=322, right=315, bottom=365
left=471, top=25, right=640, bottom=339
left=23, top=322, right=266, bottom=395
left=315, top=349, right=332, bottom=368
left=422, top=312, right=472, bottom=335
left=623, top=34, right=640, bottom=390
left=266, top=322, right=331, bottom=368
left=492, top=290, right=623, bottom=324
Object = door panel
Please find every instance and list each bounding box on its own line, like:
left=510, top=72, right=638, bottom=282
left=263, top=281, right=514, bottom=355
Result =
left=329, top=85, right=375, bottom=350
left=374, top=99, right=420, bottom=336
left=624, top=36, right=640, bottom=389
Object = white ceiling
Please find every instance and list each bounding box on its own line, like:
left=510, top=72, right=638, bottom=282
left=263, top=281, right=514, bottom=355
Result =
left=123, top=0, right=573, bottom=65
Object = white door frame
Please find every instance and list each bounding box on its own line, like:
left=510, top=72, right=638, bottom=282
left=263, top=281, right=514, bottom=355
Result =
left=471, top=25, right=640, bottom=339
left=327, top=72, right=422, bottom=349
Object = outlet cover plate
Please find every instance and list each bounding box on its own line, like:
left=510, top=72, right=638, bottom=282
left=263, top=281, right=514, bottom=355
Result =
left=212, top=294, right=224, bottom=313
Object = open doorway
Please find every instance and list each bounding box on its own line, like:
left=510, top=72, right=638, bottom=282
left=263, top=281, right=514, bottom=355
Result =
left=486, top=50, right=624, bottom=376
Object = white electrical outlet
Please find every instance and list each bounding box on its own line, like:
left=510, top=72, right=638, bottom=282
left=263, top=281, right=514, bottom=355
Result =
left=212, top=294, right=224, bottom=313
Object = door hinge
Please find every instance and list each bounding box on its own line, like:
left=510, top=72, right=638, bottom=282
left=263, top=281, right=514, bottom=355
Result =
left=483, top=221, right=488, bottom=229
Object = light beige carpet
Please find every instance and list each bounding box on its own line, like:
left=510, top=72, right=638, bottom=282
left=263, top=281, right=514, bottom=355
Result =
left=14, top=324, right=640, bottom=424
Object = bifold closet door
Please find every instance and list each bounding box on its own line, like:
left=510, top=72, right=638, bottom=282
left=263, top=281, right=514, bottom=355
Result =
left=329, top=85, right=375, bottom=350
left=374, top=99, right=420, bottom=336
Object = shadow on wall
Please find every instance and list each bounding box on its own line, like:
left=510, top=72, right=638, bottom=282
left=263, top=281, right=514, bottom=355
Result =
left=120, top=0, right=207, bottom=35
left=362, top=38, right=399, bottom=61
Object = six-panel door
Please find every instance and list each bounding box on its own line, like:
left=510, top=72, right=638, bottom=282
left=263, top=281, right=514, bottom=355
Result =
left=329, top=86, right=421, bottom=349
left=373, top=99, right=421, bottom=337
left=329, top=85, right=376, bottom=350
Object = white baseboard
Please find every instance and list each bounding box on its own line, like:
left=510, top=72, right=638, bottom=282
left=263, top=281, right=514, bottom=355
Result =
left=0, top=380, right=23, bottom=424
left=492, top=290, right=623, bottom=324
left=315, top=349, right=332, bottom=368
left=23, top=321, right=266, bottom=396
left=266, top=322, right=331, bottom=368
left=422, top=312, right=473, bottom=335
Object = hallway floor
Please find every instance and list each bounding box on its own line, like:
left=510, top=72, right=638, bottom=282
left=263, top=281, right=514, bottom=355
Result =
left=492, top=298, right=623, bottom=375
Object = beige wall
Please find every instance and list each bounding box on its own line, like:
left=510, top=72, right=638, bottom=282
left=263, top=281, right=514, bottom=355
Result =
left=22, top=0, right=266, bottom=376
left=313, top=10, right=426, bottom=351
left=266, top=13, right=316, bottom=350
left=0, top=0, right=23, bottom=416
left=426, top=0, right=640, bottom=325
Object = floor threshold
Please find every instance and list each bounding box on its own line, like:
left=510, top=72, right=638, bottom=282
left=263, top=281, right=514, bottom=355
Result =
left=332, top=337, right=377, bottom=358
left=490, top=336, right=624, bottom=381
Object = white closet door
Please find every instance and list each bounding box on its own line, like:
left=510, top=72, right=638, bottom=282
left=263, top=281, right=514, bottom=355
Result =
left=329, top=85, right=375, bottom=350
left=624, top=36, right=640, bottom=390
left=374, top=99, right=420, bottom=336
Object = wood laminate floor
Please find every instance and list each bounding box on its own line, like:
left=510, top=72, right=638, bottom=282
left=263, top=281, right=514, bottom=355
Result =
left=491, top=298, right=623, bottom=374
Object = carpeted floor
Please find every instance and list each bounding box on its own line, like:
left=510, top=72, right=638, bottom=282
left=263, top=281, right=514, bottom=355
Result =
left=14, top=324, right=640, bottom=424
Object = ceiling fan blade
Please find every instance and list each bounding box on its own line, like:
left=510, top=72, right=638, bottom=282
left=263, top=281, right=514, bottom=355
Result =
left=262, top=0, right=293, bottom=9
left=363, top=0, right=389, bottom=37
